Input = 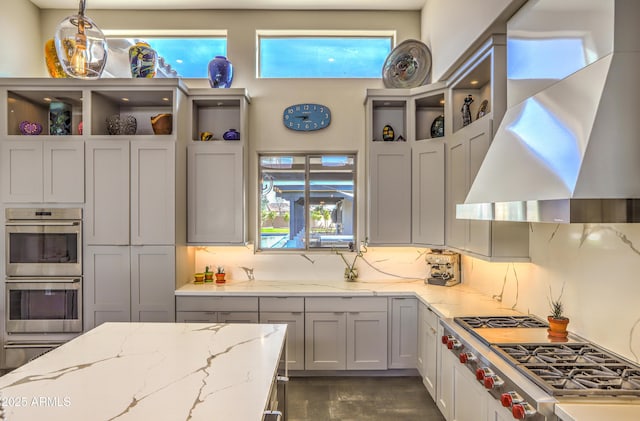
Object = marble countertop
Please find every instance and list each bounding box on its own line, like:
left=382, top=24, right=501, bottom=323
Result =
left=176, top=279, right=522, bottom=319
left=555, top=402, right=640, bottom=421
left=0, top=322, right=286, bottom=421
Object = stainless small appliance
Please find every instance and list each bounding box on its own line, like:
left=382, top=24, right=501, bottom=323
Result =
left=425, top=250, right=460, bottom=286
left=5, top=208, right=82, bottom=277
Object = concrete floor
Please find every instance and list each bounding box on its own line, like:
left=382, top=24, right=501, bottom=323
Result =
left=286, top=376, right=446, bottom=421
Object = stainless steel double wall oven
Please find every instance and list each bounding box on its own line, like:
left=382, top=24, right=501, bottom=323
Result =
left=4, top=208, right=83, bottom=367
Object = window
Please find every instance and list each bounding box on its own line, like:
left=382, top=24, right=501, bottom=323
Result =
left=104, top=33, right=227, bottom=78
left=259, top=154, right=356, bottom=251
left=258, top=31, right=394, bottom=78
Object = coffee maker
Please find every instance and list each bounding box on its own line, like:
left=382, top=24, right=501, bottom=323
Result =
left=425, top=250, right=460, bottom=286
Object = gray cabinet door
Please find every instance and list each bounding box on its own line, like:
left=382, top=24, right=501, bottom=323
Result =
left=187, top=143, right=244, bottom=243
left=85, top=140, right=130, bottom=245
left=305, top=312, right=347, bottom=370
left=43, top=140, right=85, bottom=203
left=260, top=311, right=305, bottom=371
left=389, top=298, right=418, bottom=369
left=84, top=245, right=131, bottom=329
left=368, top=142, right=412, bottom=244
left=130, top=245, right=175, bottom=322
left=412, top=140, right=445, bottom=246
left=347, top=311, right=388, bottom=370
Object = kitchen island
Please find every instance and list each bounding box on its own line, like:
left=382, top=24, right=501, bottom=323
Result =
left=0, top=322, right=286, bottom=420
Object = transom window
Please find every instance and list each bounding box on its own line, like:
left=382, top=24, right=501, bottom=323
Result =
left=258, top=31, right=394, bottom=78
left=259, top=154, right=356, bottom=251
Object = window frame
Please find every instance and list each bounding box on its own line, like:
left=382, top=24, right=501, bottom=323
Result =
left=257, top=152, right=358, bottom=253
left=256, top=29, right=396, bottom=79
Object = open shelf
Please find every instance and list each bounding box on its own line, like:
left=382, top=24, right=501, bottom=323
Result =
left=415, top=93, right=445, bottom=140
left=191, top=98, right=242, bottom=142
left=371, top=99, right=407, bottom=142
left=450, top=52, right=492, bottom=133
left=7, top=90, right=83, bottom=136
left=90, top=89, right=174, bottom=136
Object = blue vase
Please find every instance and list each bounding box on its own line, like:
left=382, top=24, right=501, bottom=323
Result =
left=129, top=41, right=157, bottom=78
left=208, top=56, right=233, bottom=88
left=223, top=129, right=240, bottom=140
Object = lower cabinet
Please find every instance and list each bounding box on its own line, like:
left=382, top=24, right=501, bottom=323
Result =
left=418, top=302, right=439, bottom=400
left=388, top=297, right=418, bottom=369
left=175, top=296, right=259, bottom=323
left=437, top=322, right=455, bottom=421
left=84, top=245, right=176, bottom=329
left=454, top=361, right=488, bottom=421
left=259, top=297, right=305, bottom=371
left=305, top=297, right=388, bottom=370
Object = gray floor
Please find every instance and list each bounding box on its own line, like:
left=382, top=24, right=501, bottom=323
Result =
left=286, top=376, right=446, bottom=421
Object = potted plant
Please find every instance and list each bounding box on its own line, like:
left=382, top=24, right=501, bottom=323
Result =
left=194, top=272, right=205, bottom=284
left=215, top=266, right=226, bottom=284
left=204, top=266, right=214, bottom=282
left=547, top=285, right=569, bottom=338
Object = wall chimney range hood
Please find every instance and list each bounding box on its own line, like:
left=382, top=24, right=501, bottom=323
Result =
left=457, top=0, right=640, bottom=223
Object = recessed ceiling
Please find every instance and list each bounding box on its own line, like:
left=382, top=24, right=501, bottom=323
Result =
left=30, top=0, right=426, bottom=10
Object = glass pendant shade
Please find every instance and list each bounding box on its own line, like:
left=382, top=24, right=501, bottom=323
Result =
left=54, top=1, right=107, bottom=79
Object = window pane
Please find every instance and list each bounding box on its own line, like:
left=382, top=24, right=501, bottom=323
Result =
left=260, top=156, right=306, bottom=249
left=308, top=156, right=355, bottom=249
left=105, top=37, right=226, bottom=78
left=259, top=37, right=391, bottom=78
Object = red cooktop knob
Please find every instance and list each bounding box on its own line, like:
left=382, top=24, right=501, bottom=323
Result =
left=501, top=393, right=513, bottom=407
left=447, top=340, right=454, bottom=349
left=459, top=353, right=468, bottom=363
left=476, top=368, right=486, bottom=381
left=512, top=404, right=525, bottom=419
left=484, top=376, right=495, bottom=389
left=441, top=335, right=449, bottom=344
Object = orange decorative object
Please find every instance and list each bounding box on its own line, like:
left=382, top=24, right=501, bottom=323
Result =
left=547, top=316, right=569, bottom=338
left=150, top=113, right=173, bottom=135
left=44, top=38, right=69, bottom=78
left=215, top=273, right=226, bottom=284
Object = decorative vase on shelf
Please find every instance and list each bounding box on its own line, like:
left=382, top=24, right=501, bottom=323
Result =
left=19, top=121, right=43, bottom=136
left=223, top=129, right=240, bottom=140
left=49, top=101, right=72, bottom=135
left=150, top=113, right=173, bottom=135
left=106, top=114, right=137, bottom=135
left=208, top=56, right=233, bottom=88
left=44, top=38, right=69, bottom=78
left=129, top=41, right=157, bottom=78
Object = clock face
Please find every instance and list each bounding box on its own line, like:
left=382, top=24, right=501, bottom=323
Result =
left=283, top=103, right=331, bottom=131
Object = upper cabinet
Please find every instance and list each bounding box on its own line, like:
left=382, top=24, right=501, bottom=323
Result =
left=187, top=89, right=250, bottom=244
left=444, top=36, right=529, bottom=261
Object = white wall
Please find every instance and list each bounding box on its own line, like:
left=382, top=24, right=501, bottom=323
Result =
left=421, top=0, right=525, bottom=81
left=0, top=0, right=42, bottom=77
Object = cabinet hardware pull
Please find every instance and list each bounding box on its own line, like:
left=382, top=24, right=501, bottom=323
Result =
left=334, top=312, right=345, bottom=315
left=276, top=375, right=289, bottom=383
left=292, top=312, right=302, bottom=315
left=349, top=312, right=360, bottom=315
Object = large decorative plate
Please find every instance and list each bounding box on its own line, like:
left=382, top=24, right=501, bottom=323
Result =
left=382, top=39, right=432, bottom=89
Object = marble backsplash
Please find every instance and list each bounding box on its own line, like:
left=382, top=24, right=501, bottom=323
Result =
left=194, top=223, right=640, bottom=363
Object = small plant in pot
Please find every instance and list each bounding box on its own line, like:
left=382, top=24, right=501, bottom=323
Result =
left=547, top=285, right=569, bottom=338
left=204, top=266, right=214, bottom=282
left=215, top=266, right=226, bottom=284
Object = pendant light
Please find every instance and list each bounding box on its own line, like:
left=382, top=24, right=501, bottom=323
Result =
left=54, top=0, right=107, bottom=79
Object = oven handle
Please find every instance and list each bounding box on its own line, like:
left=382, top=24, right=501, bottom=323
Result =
left=5, top=277, right=81, bottom=283
left=4, top=343, right=64, bottom=349
left=5, top=221, right=80, bottom=226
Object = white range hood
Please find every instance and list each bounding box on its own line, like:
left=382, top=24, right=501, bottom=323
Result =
left=457, top=0, right=640, bottom=223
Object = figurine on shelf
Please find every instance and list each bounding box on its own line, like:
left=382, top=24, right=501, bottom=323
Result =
left=461, top=94, right=474, bottom=127
left=382, top=124, right=395, bottom=141
left=476, top=99, right=489, bottom=119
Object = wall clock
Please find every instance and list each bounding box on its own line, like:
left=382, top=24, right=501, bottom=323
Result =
left=283, top=103, right=331, bottom=131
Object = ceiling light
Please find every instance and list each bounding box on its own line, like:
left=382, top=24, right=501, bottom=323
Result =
left=470, top=80, right=479, bottom=85
left=439, top=99, right=445, bottom=105
left=121, top=97, right=129, bottom=102
left=43, top=97, right=52, bottom=102
left=54, top=0, right=107, bottom=79
left=162, top=97, right=170, bottom=102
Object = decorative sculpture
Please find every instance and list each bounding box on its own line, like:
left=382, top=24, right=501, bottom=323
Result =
left=461, top=95, right=474, bottom=127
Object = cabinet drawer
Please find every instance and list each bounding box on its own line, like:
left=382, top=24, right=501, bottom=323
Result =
left=176, top=311, right=218, bottom=323
left=176, top=296, right=258, bottom=312
left=423, top=304, right=438, bottom=329
left=260, top=297, right=304, bottom=312
left=306, top=297, right=387, bottom=312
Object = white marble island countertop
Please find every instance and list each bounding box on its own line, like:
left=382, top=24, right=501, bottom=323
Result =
left=176, top=279, right=522, bottom=319
left=0, top=322, right=286, bottom=421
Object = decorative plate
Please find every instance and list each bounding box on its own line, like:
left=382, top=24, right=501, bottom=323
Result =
left=430, top=115, right=444, bottom=138
left=382, top=39, right=432, bottom=89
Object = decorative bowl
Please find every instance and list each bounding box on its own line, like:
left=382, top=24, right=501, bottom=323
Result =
left=382, top=39, right=432, bottom=89
left=223, top=129, right=240, bottom=140
left=19, top=121, right=43, bottom=135
left=151, top=113, right=172, bottom=135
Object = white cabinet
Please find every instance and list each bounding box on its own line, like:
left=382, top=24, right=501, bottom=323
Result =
left=1, top=140, right=84, bottom=203
left=84, top=245, right=176, bottom=328
left=418, top=302, right=439, bottom=400
left=260, top=297, right=305, bottom=371
left=454, top=362, right=488, bottom=421
left=175, top=296, right=259, bottom=323
left=437, top=323, right=455, bottom=421
left=487, top=398, right=514, bottom=421
left=412, top=140, right=445, bottom=246
left=187, top=143, right=244, bottom=243
left=445, top=117, right=529, bottom=260
left=367, top=141, right=412, bottom=244
left=305, top=297, right=387, bottom=370
left=389, top=297, right=418, bottom=369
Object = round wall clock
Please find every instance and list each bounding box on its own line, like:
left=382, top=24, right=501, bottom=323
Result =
left=283, top=103, right=331, bottom=131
